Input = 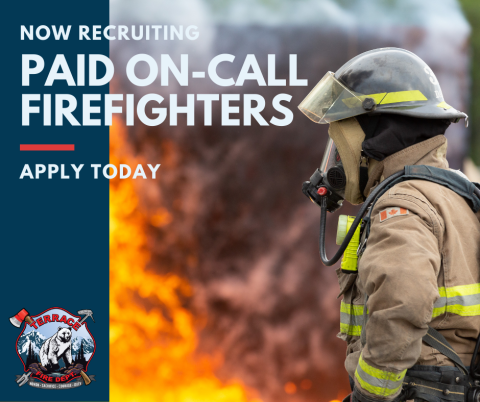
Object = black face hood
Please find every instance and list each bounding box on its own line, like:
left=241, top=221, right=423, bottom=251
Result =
left=356, top=114, right=451, bottom=161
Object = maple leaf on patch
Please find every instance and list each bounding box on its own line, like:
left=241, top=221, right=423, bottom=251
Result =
left=389, top=209, right=398, bottom=215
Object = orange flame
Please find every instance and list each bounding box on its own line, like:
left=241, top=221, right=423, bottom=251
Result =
left=109, top=118, right=262, bottom=402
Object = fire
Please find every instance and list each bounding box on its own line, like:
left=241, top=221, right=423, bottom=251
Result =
left=109, top=118, right=262, bottom=402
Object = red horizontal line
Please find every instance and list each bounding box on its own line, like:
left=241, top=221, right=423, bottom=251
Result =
left=20, top=144, right=75, bottom=151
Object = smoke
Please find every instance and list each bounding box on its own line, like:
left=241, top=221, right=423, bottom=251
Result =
left=110, top=1, right=470, bottom=401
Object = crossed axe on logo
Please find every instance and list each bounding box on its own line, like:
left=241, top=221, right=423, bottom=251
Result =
left=10, top=308, right=95, bottom=387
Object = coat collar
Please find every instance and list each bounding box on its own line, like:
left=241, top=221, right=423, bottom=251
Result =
left=364, top=135, right=449, bottom=196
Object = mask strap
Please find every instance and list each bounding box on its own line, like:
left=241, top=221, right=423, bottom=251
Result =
left=358, top=115, right=381, bottom=198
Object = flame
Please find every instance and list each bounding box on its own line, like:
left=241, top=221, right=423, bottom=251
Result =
left=109, top=118, right=262, bottom=402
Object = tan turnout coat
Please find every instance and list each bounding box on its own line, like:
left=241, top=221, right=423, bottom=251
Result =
left=337, top=135, right=480, bottom=400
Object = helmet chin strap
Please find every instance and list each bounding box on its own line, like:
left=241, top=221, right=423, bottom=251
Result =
left=318, top=170, right=404, bottom=266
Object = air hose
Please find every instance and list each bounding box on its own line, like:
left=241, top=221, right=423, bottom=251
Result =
left=318, top=171, right=404, bottom=266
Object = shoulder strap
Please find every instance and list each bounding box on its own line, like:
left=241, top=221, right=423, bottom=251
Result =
left=403, top=165, right=480, bottom=212
left=357, top=165, right=480, bottom=257
left=422, top=327, right=469, bottom=375
left=369, top=165, right=480, bottom=214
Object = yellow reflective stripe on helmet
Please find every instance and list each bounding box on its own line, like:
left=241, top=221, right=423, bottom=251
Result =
left=437, top=101, right=452, bottom=109
left=355, top=355, right=406, bottom=397
left=360, top=93, right=387, bottom=104
left=342, top=90, right=426, bottom=109
left=379, top=90, right=427, bottom=105
left=432, top=283, right=480, bottom=318
left=342, top=93, right=386, bottom=108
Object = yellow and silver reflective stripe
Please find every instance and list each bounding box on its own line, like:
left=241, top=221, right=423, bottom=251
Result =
left=432, top=283, right=480, bottom=318
left=437, top=101, right=452, bottom=109
left=355, top=354, right=407, bottom=397
left=343, top=90, right=427, bottom=108
left=340, top=301, right=365, bottom=336
left=379, top=90, right=427, bottom=104
left=342, top=93, right=387, bottom=108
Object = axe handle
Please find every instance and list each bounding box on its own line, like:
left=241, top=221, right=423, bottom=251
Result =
left=80, top=370, right=91, bottom=386
left=25, top=316, right=34, bottom=325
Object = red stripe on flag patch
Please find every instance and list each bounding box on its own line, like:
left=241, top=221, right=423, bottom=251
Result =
left=379, top=207, right=409, bottom=222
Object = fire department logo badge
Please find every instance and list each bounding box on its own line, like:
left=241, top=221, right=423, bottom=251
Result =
left=10, top=307, right=96, bottom=390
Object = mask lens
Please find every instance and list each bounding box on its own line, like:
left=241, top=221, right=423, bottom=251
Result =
left=320, top=138, right=339, bottom=173
left=320, top=138, right=346, bottom=196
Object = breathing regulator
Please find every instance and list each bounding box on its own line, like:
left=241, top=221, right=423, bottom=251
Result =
left=302, top=162, right=405, bottom=270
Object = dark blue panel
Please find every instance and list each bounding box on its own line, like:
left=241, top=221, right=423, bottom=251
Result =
left=0, top=1, right=109, bottom=401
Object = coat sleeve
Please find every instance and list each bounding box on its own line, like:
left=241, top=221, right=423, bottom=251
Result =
left=354, top=187, right=443, bottom=400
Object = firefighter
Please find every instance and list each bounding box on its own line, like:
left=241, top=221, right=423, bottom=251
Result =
left=298, top=47, right=480, bottom=401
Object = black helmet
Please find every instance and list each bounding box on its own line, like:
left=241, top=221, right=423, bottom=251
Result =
left=298, top=47, right=467, bottom=125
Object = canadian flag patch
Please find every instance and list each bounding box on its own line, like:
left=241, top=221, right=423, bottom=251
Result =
left=379, top=207, right=409, bottom=222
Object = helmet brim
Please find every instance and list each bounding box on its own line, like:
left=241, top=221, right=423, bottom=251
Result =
left=371, top=103, right=468, bottom=123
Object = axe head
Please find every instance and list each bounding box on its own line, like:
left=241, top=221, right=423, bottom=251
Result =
left=10, top=316, right=22, bottom=328
left=10, top=309, right=30, bottom=328
left=78, top=310, right=94, bottom=322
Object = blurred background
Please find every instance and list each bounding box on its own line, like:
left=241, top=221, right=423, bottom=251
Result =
left=108, top=1, right=480, bottom=401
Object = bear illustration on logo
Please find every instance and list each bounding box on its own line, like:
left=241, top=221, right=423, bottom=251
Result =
left=10, top=307, right=96, bottom=390
left=40, top=327, right=73, bottom=371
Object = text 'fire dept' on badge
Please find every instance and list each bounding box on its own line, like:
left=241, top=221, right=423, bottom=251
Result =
left=9, top=307, right=96, bottom=390
left=379, top=207, right=409, bottom=223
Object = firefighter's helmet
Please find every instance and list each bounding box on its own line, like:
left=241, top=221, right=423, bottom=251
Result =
left=298, top=47, right=467, bottom=125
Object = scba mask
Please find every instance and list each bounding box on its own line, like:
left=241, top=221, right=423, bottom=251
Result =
left=301, top=136, right=363, bottom=274
left=320, top=138, right=346, bottom=196
left=302, top=116, right=367, bottom=212
left=302, top=137, right=346, bottom=212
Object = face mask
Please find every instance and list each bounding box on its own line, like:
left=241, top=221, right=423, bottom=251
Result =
left=320, top=137, right=347, bottom=198
left=302, top=117, right=367, bottom=213
left=302, top=137, right=346, bottom=213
